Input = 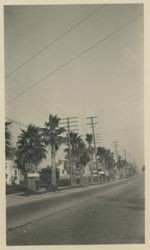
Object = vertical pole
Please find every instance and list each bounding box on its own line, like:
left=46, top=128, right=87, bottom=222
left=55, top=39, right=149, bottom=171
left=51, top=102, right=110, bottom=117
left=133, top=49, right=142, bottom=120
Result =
left=60, top=116, right=78, bottom=188
left=123, top=149, right=128, bottom=177
left=113, top=141, right=119, bottom=178
left=128, top=152, right=131, bottom=176
left=128, top=152, right=131, bottom=164
left=123, top=150, right=126, bottom=161
left=90, top=117, right=99, bottom=183
left=113, top=141, right=118, bottom=161
left=66, top=118, right=73, bottom=187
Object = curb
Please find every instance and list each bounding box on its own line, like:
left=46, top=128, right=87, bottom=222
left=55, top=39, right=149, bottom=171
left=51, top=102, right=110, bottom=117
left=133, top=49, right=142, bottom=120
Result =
left=6, top=176, right=136, bottom=208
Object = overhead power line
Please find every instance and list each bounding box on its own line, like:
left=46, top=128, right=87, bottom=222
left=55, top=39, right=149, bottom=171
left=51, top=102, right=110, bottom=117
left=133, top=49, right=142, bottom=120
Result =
left=6, top=5, right=105, bottom=79
left=5, top=116, right=28, bottom=128
left=101, top=90, right=143, bottom=118
left=6, top=13, right=143, bottom=106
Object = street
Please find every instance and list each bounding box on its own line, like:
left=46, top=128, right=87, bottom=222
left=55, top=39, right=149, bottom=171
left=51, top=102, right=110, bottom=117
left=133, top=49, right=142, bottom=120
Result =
left=7, top=175, right=144, bottom=245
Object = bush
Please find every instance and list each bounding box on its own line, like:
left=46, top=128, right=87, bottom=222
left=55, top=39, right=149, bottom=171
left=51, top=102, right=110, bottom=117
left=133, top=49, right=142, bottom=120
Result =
left=6, top=181, right=27, bottom=194
left=58, top=178, right=70, bottom=187
left=39, top=167, right=60, bottom=188
left=6, top=184, right=16, bottom=194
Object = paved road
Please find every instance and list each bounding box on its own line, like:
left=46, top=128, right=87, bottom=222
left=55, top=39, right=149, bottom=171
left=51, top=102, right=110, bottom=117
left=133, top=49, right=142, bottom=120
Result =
left=7, top=175, right=144, bottom=245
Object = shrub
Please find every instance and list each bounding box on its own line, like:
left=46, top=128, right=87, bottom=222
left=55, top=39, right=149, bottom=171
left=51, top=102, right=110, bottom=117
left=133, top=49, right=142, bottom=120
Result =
left=39, top=167, right=60, bottom=188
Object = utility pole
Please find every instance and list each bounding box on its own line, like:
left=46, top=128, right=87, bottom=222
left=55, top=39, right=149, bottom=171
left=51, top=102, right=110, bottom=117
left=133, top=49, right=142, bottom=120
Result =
left=128, top=152, right=131, bottom=164
left=60, top=117, right=78, bottom=188
left=95, top=133, right=101, bottom=146
left=130, top=155, right=136, bottom=175
left=113, top=141, right=119, bottom=178
left=123, top=149, right=128, bottom=177
left=113, top=141, right=118, bottom=161
left=123, top=150, right=126, bottom=161
left=86, top=116, right=99, bottom=183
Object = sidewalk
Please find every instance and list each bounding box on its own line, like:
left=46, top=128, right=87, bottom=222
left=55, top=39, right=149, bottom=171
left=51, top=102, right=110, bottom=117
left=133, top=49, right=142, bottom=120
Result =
left=6, top=177, right=134, bottom=208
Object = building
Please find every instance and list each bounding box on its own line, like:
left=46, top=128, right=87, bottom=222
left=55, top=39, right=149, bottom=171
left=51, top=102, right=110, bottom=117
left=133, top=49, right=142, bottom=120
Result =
left=56, top=160, right=69, bottom=179
left=5, top=147, right=22, bottom=185
left=83, top=164, right=91, bottom=177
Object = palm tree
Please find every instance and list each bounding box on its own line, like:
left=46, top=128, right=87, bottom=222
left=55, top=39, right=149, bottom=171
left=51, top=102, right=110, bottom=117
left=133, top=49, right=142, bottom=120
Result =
left=42, top=115, right=65, bottom=190
left=85, top=134, right=93, bottom=150
left=85, top=134, right=94, bottom=184
left=117, top=156, right=129, bottom=178
left=64, top=132, right=82, bottom=186
left=77, top=142, right=90, bottom=186
left=5, top=121, right=11, bottom=158
left=64, top=132, right=90, bottom=186
left=15, top=124, right=47, bottom=188
left=97, top=146, right=115, bottom=180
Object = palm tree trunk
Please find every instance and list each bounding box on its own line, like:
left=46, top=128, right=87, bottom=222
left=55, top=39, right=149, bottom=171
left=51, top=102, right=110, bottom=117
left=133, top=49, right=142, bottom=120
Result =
left=90, top=165, right=94, bottom=185
left=70, top=168, right=74, bottom=188
left=80, top=167, right=84, bottom=187
left=72, top=161, right=76, bottom=187
left=69, top=150, right=74, bottom=188
left=24, top=170, right=28, bottom=191
left=89, top=146, right=94, bottom=184
left=51, top=146, right=57, bottom=190
left=71, top=156, right=77, bottom=187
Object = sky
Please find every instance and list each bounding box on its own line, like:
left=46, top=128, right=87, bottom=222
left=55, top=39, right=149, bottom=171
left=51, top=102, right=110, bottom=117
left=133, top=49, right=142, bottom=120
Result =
left=4, top=4, right=144, bottom=167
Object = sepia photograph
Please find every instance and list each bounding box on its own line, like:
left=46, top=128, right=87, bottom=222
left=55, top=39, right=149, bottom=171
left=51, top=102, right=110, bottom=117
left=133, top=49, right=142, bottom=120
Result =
left=2, top=1, right=146, bottom=246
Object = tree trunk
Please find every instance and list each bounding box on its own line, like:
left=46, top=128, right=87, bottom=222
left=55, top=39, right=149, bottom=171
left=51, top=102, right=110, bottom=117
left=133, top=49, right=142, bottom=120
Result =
left=70, top=171, right=74, bottom=188
left=24, top=170, right=28, bottom=192
left=51, top=146, right=57, bottom=190
left=69, top=154, right=74, bottom=188
left=80, top=168, right=84, bottom=187
left=72, top=161, right=76, bottom=187
left=89, top=164, right=94, bottom=185
left=88, top=149, right=94, bottom=185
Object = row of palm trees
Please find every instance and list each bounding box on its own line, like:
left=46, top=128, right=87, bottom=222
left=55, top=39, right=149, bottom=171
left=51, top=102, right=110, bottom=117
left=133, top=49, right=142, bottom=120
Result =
left=14, top=115, right=65, bottom=190
left=64, top=132, right=91, bottom=186
left=5, top=114, right=136, bottom=191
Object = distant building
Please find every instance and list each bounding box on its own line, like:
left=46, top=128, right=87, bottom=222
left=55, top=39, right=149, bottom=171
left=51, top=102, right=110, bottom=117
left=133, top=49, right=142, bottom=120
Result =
left=113, top=166, right=120, bottom=179
left=56, top=160, right=69, bottom=179
left=84, top=164, right=91, bottom=176
left=5, top=147, right=23, bottom=185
